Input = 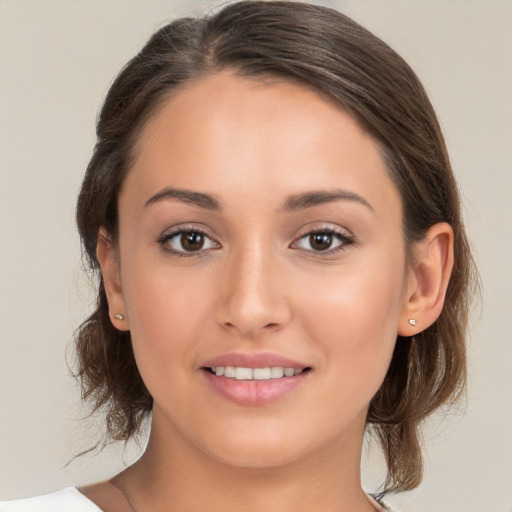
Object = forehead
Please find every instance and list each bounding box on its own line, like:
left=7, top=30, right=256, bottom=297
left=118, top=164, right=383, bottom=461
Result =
left=124, top=71, right=401, bottom=219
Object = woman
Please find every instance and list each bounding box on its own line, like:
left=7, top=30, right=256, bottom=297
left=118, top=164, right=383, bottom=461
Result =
left=1, top=1, right=477, bottom=511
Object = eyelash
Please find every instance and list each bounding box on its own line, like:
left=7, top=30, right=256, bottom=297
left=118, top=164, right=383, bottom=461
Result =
left=157, top=226, right=355, bottom=258
left=157, top=227, right=219, bottom=258
left=290, top=227, right=355, bottom=255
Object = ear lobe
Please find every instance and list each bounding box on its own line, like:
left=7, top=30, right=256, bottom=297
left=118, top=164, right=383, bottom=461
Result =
left=398, top=222, right=454, bottom=336
left=96, top=228, right=129, bottom=331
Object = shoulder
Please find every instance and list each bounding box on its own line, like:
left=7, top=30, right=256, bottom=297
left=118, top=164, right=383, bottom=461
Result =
left=0, top=488, right=103, bottom=512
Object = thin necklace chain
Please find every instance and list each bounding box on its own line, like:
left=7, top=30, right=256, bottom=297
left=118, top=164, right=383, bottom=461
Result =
left=110, top=475, right=383, bottom=512
left=111, top=475, right=138, bottom=512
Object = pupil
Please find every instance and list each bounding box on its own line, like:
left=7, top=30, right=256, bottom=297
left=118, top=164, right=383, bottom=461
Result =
left=181, top=232, right=204, bottom=251
left=310, top=232, right=332, bottom=250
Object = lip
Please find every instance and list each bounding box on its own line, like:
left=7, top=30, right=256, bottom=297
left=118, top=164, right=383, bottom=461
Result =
left=202, top=370, right=310, bottom=406
left=201, top=351, right=308, bottom=370
left=200, top=352, right=311, bottom=407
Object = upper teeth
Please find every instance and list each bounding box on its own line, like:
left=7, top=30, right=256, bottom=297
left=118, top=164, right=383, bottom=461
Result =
left=211, top=366, right=303, bottom=380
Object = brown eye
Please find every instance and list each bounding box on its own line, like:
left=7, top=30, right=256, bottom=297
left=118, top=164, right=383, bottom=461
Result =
left=292, top=229, right=353, bottom=254
left=159, top=229, right=219, bottom=255
left=181, top=231, right=204, bottom=251
left=309, top=232, right=333, bottom=251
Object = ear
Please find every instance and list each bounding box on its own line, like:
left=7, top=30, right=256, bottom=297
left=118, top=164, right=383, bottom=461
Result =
left=398, top=222, right=454, bottom=336
left=96, top=228, right=129, bottom=331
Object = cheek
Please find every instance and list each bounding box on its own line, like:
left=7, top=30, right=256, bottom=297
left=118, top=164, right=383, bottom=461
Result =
left=120, top=256, right=215, bottom=384
left=297, top=252, right=406, bottom=391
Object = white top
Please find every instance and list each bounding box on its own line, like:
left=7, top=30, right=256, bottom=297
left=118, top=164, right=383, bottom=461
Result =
left=0, top=487, right=393, bottom=511
left=0, top=488, right=102, bottom=511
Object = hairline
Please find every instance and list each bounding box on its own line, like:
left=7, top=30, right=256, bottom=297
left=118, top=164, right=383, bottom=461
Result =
left=112, top=67, right=412, bottom=261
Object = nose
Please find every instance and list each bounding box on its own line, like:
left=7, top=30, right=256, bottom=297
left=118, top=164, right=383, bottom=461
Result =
left=214, top=241, right=292, bottom=338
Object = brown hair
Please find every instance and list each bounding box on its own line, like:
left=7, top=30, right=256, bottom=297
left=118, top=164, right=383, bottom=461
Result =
left=75, top=0, right=478, bottom=495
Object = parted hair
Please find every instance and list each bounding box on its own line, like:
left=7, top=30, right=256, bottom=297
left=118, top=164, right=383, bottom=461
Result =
left=75, top=0, right=478, bottom=495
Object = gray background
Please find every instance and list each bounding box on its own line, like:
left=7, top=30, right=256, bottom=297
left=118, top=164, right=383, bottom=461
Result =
left=1, top=1, right=511, bottom=511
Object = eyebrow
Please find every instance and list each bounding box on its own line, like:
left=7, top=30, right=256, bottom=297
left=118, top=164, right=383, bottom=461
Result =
left=145, top=187, right=222, bottom=210
left=144, top=186, right=373, bottom=213
left=283, top=189, right=374, bottom=212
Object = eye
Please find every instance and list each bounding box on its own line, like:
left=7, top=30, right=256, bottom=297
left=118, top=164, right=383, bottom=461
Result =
left=158, top=229, right=219, bottom=255
left=292, top=228, right=353, bottom=253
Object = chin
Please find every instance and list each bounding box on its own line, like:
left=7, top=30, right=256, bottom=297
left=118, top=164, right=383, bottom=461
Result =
left=190, top=418, right=324, bottom=470
left=177, top=420, right=290, bottom=468
left=207, top=439, right=305, bottom=469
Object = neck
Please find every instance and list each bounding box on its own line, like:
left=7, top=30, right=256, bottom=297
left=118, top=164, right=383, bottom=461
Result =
left=116, top=409, right=376, bottom=512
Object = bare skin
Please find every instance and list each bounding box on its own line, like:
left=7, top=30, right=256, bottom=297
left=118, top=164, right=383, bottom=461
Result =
left=78, top=482, right=131, bottom=512
left=81, top=72, right=453, bottom=512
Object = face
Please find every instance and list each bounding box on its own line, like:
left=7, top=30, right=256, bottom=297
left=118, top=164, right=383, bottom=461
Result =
left=107, top=72, right=412, bottom=468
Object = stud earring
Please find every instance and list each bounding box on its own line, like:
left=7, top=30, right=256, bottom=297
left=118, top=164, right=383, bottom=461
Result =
left=114, top=314, right=125, bottom=321
left=408, top=318, right=417, bottom=326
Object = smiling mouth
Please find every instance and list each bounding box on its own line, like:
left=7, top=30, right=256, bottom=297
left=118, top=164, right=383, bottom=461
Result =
left=203, top=366, right=312, bottom=380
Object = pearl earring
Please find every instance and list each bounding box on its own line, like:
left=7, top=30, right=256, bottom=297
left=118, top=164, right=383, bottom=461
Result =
left=408, top=318, right=417, bottom=326
left=114, top=314, right=125, bottom=321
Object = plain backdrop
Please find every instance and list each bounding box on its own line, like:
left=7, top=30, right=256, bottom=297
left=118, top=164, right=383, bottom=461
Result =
left=0, top=1, right=511, bottom=511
